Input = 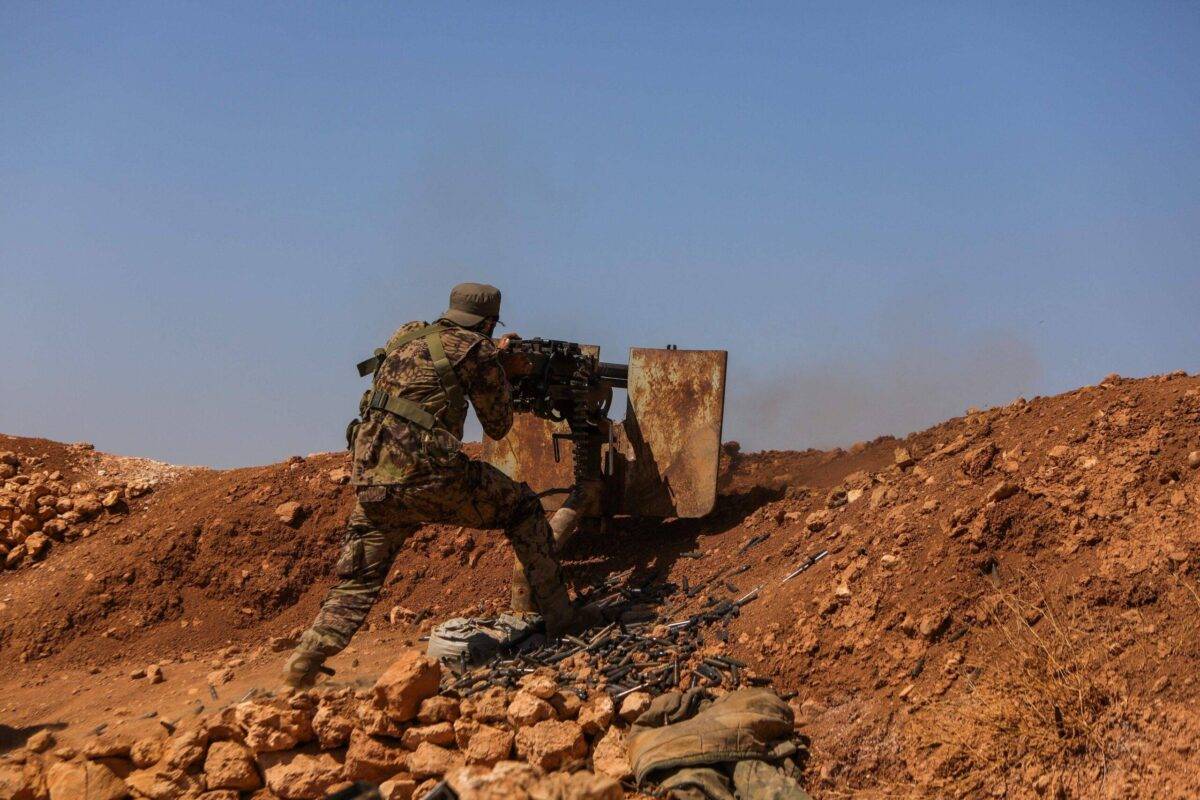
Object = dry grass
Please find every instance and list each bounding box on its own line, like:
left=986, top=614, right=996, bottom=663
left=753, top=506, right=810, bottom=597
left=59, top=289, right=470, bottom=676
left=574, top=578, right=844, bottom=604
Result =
left=926, top=579, right=1129, bottom=798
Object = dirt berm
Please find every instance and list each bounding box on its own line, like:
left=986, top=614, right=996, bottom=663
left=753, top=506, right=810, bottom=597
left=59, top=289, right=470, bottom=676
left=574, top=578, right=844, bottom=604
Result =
left=3, top=371, right=1200, bottom=797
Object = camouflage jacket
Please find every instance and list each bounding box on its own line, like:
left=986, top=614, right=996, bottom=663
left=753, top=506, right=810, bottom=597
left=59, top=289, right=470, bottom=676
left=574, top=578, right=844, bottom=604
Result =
left=351, top=319, right=513, bottom=487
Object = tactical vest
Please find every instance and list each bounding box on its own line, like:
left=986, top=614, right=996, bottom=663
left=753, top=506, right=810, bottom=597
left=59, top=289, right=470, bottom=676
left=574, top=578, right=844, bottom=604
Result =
left=346, top=323, right=464, bottom=447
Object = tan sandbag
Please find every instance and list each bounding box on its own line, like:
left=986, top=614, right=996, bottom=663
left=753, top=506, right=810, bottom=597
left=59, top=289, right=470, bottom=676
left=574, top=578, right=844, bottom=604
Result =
left=626, top=688, right=796, bottom=784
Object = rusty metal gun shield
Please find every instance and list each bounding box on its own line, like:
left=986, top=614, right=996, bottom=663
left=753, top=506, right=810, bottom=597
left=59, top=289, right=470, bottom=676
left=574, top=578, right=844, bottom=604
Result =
left=615, top=348, right=727, bottom=518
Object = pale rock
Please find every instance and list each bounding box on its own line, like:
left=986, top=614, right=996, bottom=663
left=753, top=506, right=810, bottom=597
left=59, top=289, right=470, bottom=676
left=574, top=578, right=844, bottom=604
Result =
left=258, top=750, right=346, bottom=800
left=400, top=722, right=455, bottom=749
left=83, top=732, right=134, bottom=760
left=617, top=691, right=651, bottom=724
left=26, top=729, right=55, bottom=753
left=129, top=737, right=164, bottom=769
left=123, top=767, right=205, bottom=800
left=274, top=501, right=306, bottom=527
left=515, top=720, right=586, bottom=771
left=25, top=533, right=50, bottom=560
left=577, top=695, right=614, bottom=736
left=204, top=740, right=261, bottom=791
left=378, top=775, right=417, bottom=800
left=162, top=728, right=208, bottom=771
left=894, top=447, right=915, bottom=468
left=406, top=742, right=464, bottom=779
left=235, top=701, right=314, bottom=753
left=344, top=730, right=408, bottom=783
left=0, top=759, right=48, bottom=800
left=506, top=691, right=555, bottom=728
left=46, top=760, right=128, bottom=800
left=534, top=771, right=622, bottom=800
left=463, top=724, right=513, bottom=766
left=590, top=727, right=631, bottom=780
left=311, top=705, right=355, bottom=750
left=373, top=650, right=441, bottom=723
left=470, top=687, right=510, bottom=724
left=520, top=673, right=558, bottom=700
left=416, top=696, right=460, bottom=725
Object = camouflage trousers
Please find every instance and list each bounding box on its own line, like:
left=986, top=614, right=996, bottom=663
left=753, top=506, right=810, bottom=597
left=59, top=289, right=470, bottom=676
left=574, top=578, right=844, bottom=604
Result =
left=294, top=458, right=571, bottom=660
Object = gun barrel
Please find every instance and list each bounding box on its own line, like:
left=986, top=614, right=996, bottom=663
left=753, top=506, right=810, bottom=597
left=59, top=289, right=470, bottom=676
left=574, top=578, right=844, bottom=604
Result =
left=597, top=361, right=628, bottom=388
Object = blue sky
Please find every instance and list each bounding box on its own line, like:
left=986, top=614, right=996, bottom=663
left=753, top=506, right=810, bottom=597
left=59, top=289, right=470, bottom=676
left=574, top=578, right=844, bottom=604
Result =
left=2, top=2, right=1197, bottom=467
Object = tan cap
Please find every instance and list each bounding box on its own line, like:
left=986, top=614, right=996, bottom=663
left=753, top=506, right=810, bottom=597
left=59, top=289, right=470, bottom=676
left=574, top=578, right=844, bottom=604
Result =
left=442, top=282, right=502, bottom=327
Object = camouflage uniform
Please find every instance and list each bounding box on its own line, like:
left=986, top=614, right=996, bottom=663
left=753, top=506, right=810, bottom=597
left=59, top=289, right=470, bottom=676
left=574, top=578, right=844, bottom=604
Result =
left=291, top=317, right=573, bottom=668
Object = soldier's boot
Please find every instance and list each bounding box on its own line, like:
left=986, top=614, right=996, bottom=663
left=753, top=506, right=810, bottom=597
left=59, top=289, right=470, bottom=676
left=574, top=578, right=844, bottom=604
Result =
left=282, top=650, right=325, bottom=689
left=506, top=505, right=602, bottom=637
left=282, top=630, right=331, bottom=689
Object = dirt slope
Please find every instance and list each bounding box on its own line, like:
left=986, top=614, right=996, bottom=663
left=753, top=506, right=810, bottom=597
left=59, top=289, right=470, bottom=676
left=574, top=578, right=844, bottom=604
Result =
left=3, top=371, right=1200, bottom=798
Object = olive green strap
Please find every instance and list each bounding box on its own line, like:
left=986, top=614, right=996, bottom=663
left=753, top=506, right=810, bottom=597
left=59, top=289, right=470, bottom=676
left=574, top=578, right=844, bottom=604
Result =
left=355, top=323, right=448, bottom=377
left=424, top=330, right=465, bottom=409
left=367, top=389, right=438, bottom=430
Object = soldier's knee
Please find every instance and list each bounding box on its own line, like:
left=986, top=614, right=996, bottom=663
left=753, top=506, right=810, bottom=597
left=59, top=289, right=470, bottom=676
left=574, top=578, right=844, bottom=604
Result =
left=507, top=484, right=543, bottom=528
left=333, top=527, right=390, bottom=583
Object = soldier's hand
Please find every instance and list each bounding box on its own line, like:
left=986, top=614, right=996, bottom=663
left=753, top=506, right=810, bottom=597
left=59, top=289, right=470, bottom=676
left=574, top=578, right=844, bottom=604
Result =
left=497, top=333, right=522, bottom=351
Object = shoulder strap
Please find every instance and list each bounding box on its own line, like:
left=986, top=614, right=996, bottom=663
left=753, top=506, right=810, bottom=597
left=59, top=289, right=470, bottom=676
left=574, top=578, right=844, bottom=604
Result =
left=356, top=323, right=445, bottom=377
left=424, top=329, right=465, bottom=409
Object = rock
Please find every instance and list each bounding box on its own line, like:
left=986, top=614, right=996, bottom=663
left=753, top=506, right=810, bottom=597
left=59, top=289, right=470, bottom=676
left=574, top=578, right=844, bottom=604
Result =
left=46, top=760, right=128, bottom=800
left=129, top=737, right=164, bottom=769
left=515, top=720, right=587, bottom=771
left=344, top=730, right=409, bottom=783
left=235, top=700, right=315, bottom=753
left=311, top=705, right=355, bottom=750
left=506, top=691, right=555, bottom=728
left=1048, top=444, right=1070, bottom=459
left=894, top=447, right=915, bottom=468
left=548, top=691, right=581, bottom=721
left=123, top=767, right=205, bottom=799
left=446, top=761, right=540, bottom=800
left=1188, top=451, right=1200, bottom=469
left=618, top=692, right=651, bottom=723
left=378, top=775, right=418, bottom=800
left=162, top=728, right=208, bottom=771
left=204, top=740, right=262, bottom=791
left=24, top=533, right=50, bottom=560
left=880, top=554, right=900, bottom=569
left=805, top=510, right=834, bottom=533
left=129, top=668, right=147, bottom=680
left=533, top=771, right=623, bottom=800
left=960, top=443, right=998, bottom=479
left=577, top=695, right=614, bottom=736
left=416, top=696, right=461, bottom=725
left=406, top=742, right=464, bottom=779
left=986, top=481, right=1020, bottom=503
left=462, top=724, right=513, bottom=766
left=470, top=687, right=510, bottom=724
left=0, top=759, right=47, bottom=800
left=101, top=490, right=126, bottom=511
left=147, top=665, right=164, bottom=685
left=83, top=732, right=134, bottom=760
left=590, top=727, right=631, bottom=780
left=274, top=501, right=306, bottom=527
left=258, top=750, right=346, bottom=800
left=520, top=674, right=558, bottom=700
left=26, top=729, right=56, bottom=753
left=400, top=722, right=455, bottom=749
left=373, top=650, right=441, bottom=723
left=327, top=468, right=351, bottom=485
left=6, top=544, right=27, bottom=569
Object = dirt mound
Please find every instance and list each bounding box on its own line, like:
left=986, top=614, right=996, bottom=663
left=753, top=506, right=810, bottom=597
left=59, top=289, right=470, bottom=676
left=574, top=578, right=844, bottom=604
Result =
left=3, top=371, right=1200, bottom=797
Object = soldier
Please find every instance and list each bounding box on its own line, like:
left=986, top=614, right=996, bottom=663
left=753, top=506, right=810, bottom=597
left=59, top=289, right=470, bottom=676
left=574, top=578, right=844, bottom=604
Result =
left=284, top=283, right=590, bottom=687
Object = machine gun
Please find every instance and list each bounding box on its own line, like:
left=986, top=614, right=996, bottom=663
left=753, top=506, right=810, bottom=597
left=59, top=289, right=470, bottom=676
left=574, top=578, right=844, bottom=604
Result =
left=492, top=336, right=728, bottom=612
left=498, top=338, right=628, bottom=489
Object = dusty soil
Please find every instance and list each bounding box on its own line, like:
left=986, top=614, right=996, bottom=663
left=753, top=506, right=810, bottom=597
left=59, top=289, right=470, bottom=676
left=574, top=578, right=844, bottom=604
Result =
left=4, top=370, right=1200, bottom=798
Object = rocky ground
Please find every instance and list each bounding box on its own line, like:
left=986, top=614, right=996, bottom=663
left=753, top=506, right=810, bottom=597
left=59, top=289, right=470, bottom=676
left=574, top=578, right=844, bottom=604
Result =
left=3, top=370, right=1200, bottom=798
